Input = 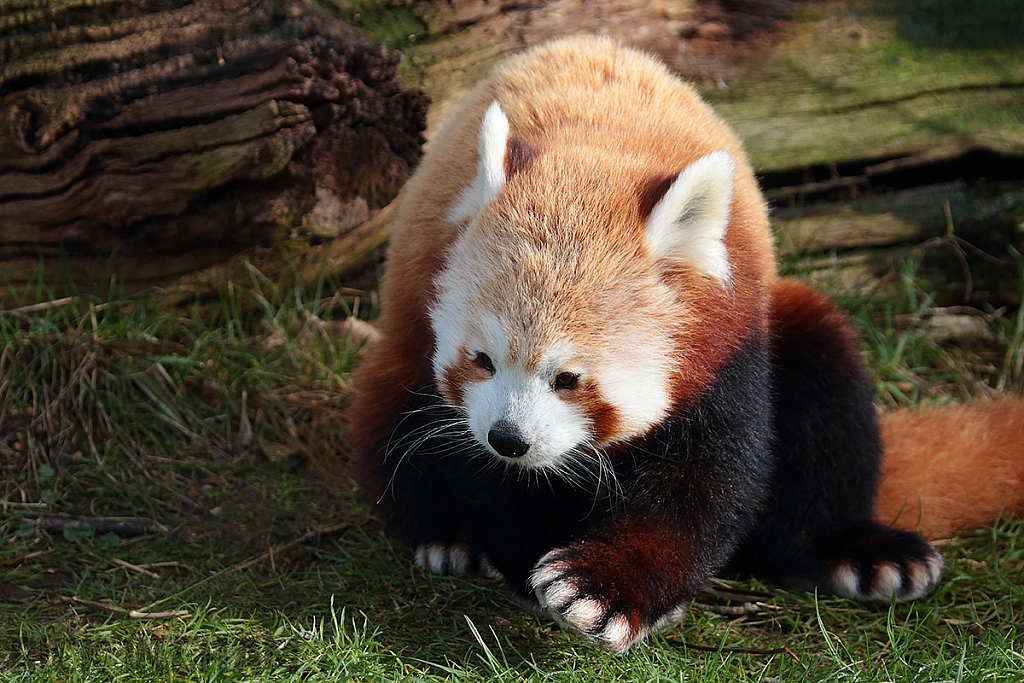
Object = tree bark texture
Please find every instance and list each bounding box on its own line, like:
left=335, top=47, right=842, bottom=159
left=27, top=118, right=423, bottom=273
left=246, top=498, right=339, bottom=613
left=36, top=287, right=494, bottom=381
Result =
left=0, top=0, right=428, bottom=292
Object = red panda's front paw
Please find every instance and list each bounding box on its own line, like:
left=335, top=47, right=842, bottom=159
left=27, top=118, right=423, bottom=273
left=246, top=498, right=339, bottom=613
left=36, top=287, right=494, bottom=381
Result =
left=414, top=543, right=501, bottom=578
left=528, top=547, right=647, bottom=654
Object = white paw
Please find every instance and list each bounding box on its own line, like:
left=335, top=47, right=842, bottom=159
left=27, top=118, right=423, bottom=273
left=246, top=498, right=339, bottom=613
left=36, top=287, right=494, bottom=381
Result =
left=414, top=542, right=471, bottom=576
left=528, top=548, right=643, bottom=654
left=413, top=543, right=501, bottom=578
left=827, top=549, right=943, bottom=602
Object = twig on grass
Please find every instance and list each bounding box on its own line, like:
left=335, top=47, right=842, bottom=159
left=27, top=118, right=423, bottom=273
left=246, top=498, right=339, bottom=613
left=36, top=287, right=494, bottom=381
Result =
left=663, top=636, right=806, bottom=666
left=110, top=557, right=161, bottom=579
left=226, top=521, right=354, bottom=574
left=0, top=550, right=47, bottom=566
left=693, top=580, right=798, bottom=614
left=34, top=517, right=165, bottom=536
left=691, top=601, right=762, bottom=616
left=0, top=297, right=77, bottom=315
left=139, top=521, right=354, bottom=613
left=61, top=595, right=190, bottom=619
left=101, top=560, right=184, bottom=576
left=663, top=636, right=783, bottom=656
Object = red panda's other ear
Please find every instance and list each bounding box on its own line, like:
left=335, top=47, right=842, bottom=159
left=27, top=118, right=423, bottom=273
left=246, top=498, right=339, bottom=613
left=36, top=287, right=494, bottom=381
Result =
left=645, top=151, right=735, bottom=285
left=447, top=102, right=511, bottom=223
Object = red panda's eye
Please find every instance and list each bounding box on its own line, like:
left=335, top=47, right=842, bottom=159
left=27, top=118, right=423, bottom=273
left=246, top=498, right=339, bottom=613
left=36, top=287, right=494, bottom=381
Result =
left=553, top=372, right=579, bottom=390
left=475, top=352, right=495, bottom=374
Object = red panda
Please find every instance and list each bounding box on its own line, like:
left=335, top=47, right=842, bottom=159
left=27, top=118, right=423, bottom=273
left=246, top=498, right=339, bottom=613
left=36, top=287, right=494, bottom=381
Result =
left=347, top=36, right=1023, bottom=653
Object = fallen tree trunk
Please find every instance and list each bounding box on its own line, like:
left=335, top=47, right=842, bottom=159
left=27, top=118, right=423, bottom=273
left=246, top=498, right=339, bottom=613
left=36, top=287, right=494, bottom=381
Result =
left=768, top=152, right=1024, bottom=309
left=0, top=0, right=428, bottom=300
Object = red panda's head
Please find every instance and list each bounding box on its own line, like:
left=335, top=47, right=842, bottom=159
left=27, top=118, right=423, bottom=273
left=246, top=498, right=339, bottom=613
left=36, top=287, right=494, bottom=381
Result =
left=429, top=102, right=738, bottom=473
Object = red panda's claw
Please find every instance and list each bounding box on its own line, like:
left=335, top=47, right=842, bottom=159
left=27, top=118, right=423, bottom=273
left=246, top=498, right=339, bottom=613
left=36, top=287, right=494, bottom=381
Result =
left=528, top=548, right=645, bottom=654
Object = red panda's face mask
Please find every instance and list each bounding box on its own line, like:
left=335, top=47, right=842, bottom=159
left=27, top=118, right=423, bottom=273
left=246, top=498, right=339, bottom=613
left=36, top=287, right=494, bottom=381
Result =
left=427, top=102, right=737, bottom=475
left=429, top=285, right=677, bottom=472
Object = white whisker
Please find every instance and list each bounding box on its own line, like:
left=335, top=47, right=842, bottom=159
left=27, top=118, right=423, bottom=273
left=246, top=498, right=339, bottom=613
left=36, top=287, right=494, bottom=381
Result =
left=379, top=389, right=476, bottom=504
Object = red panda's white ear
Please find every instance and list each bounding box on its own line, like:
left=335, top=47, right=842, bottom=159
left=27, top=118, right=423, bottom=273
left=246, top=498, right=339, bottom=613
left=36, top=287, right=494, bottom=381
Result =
left=646, top=151, right=735, bottom=285
left=446, top=102, right=510, bottom=223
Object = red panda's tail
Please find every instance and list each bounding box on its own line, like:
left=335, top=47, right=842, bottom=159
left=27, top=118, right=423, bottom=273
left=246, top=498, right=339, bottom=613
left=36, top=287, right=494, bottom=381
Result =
left=875, top=399, right=1024, bottom=539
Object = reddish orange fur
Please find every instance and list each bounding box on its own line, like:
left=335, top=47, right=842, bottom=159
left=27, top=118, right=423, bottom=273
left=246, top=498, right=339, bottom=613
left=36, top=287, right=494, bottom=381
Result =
left=770, top=278, right=866, bottom=381
left=573, top=379, right=622, bottom=443
left=876, top=400, right=1024, bottom=539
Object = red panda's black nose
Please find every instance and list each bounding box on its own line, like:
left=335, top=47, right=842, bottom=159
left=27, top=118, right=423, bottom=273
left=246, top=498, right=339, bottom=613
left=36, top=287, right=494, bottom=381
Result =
left=488, top=422, right=530, bottom=458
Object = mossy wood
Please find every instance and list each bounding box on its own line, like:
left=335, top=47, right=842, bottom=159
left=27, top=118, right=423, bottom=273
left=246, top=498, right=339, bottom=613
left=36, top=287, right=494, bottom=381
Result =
left=707, top=9, right=1024, bottom=171
left=0, top=0, right=428, bottom=299
left=773, top=178, right=1024, bottom=308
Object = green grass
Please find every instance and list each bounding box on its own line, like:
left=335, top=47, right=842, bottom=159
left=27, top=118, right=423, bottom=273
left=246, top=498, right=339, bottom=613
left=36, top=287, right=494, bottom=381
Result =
left=3, top=521, right=1022, bottom=680
left=1, top=257, right=1023, bottom=681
